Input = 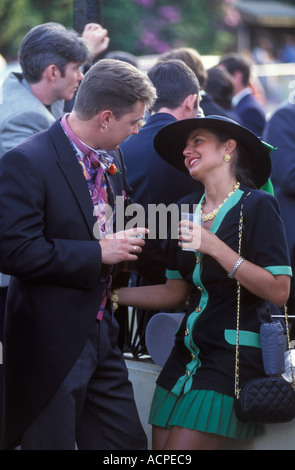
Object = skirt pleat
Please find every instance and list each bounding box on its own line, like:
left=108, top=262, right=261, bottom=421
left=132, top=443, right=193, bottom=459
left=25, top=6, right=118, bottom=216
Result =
left=149, top=385, right=263, bottom=440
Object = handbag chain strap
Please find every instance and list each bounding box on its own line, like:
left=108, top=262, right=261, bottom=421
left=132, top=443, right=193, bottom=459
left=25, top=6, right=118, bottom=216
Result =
left=234, top=197, right=295, bottom=399
left=234, top=201, right=244, bottom=399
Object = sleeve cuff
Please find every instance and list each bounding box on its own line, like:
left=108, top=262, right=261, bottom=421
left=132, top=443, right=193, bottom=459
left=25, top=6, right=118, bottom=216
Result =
left=166, top=269, right=183, bottom=280
left=264, top=265, right=292, bottom=276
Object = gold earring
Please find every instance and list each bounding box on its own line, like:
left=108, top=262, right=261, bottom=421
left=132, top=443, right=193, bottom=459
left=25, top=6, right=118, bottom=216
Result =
left=224, top=154, right=231, bottom=162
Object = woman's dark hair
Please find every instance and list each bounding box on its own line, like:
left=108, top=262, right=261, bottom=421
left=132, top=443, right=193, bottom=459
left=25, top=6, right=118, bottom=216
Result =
left=205, top=67, right=234, bottom=110
left=211, top=129, right=257, bottom=189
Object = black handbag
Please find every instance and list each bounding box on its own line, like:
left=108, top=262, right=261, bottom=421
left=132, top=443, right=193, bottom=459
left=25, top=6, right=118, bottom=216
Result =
left=233, top=199, right=295, bottom=424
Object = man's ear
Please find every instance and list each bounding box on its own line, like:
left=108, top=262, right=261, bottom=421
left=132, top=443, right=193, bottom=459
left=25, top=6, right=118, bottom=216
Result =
left=43, top=64, right=61, bottom=82
left=95, top=110, right=114, bottom=132
left=185, top=93, right=198, bottom=112
left=100, top=110, right=113, bottom=127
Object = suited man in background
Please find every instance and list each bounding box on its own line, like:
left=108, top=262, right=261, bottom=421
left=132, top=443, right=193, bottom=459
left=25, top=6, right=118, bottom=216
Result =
left=120, top=59, right=202, bottom=285
left=0, top=58, right=156, bottom=450
left=263, top=100, right=295, bottom=319
left=218, top=53, right=266, bottom=137
left=0, top=23, right=90, bottom=157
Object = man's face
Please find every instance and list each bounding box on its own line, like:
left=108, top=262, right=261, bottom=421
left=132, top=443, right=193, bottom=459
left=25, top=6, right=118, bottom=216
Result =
left=103, top=101, right=146, bottom=150
left=54, top=62, right=84, bottom=101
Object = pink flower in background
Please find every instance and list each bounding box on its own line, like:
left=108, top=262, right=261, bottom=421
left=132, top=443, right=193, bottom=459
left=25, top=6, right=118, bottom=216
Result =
left=132, top=1, right=182, bottom=54
left=140, top=30, right=170, bottom=53
left=132, top=0, right=155, bottom=8
left=158, top=6, right=181, bottom=24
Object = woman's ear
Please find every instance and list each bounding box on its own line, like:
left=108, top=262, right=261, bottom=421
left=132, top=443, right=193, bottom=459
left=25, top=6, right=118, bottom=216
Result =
left=225, top=139, right=237, bottom=155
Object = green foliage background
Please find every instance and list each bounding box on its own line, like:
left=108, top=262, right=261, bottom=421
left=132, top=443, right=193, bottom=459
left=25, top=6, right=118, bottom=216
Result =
left=0, top=0, right=236, bottom=59
left=0, top=0, right=73, bottom=58
left=2, top=0, right=293, bottom=59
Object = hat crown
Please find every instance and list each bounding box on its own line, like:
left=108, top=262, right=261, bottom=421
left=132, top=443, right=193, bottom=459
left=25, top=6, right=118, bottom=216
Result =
left=154, top=115, right=272, bottom=188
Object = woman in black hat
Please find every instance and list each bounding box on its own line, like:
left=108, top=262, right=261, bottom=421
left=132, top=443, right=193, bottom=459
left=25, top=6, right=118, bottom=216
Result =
left=115, top=116, right=291, bottom=450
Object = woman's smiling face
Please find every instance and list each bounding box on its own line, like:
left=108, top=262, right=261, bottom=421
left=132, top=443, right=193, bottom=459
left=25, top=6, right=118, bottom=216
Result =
left=183, top=129, right=227, bottom=179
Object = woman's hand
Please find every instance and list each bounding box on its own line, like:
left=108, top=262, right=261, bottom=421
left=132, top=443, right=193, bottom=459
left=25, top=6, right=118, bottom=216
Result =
left=178, top=220, right=221, bottom=255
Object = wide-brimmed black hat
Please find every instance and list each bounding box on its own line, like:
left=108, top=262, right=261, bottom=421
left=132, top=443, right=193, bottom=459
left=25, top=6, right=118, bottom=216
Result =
left=153, top=115, right=273, bottom=188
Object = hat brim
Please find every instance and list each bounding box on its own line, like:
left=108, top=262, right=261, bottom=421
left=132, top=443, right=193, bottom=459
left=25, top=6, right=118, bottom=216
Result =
left=153, top=115, right=272, bottom=189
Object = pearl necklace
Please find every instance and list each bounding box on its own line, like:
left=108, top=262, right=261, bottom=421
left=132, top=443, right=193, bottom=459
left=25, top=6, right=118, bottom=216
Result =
left=201, top=182, right=240, bottom=222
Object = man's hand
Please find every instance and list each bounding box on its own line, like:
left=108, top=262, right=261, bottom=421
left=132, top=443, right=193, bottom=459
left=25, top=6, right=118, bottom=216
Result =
left=82, top=23, right=110, bottom=59
left=100, top=227, right=148, bottom=265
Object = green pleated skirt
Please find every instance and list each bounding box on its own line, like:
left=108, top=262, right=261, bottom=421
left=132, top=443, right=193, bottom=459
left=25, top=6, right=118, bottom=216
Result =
left=148, top=385, right=263, bottom=439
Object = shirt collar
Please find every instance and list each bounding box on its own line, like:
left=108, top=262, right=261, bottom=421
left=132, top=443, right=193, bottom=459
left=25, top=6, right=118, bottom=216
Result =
left=232, top=87, right=252, bottom=107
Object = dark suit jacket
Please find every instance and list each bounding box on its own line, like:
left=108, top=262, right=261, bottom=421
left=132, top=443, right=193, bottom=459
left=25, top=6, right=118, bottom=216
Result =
left=0, top=119, right=129, bottom=449
left=235, top=91, right=266, bottom=137
left=201, top=92, right=241, bottom=123
left=263, top=100, right=295, bottom=312
left=120, top=113, right=203, bottom=284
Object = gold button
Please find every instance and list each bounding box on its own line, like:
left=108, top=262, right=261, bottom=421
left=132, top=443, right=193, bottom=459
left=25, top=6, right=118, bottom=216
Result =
left=196, top=256, right=200, bottom=264
left=186, top=370, right=190, bottom=376
left=185, top=328, right=190, bottom=336
left=191, top=353, right=196, bottom=360
left=197, top=286, right=203, bottom=292
left=196, top=307, right=202, bottom=313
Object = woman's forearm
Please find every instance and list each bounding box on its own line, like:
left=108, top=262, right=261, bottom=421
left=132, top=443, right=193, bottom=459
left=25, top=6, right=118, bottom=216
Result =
left=212, top=239, right=290, bottom=306
left=117, top=279, right=191, bottom=311
left=180, top=223, right=290, bottom=306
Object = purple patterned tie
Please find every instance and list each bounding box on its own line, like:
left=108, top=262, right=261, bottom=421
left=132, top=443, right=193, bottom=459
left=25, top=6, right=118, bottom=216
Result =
left=61, top=114, right=114, bottom=237
left=61, top=114, right=115, bottom=319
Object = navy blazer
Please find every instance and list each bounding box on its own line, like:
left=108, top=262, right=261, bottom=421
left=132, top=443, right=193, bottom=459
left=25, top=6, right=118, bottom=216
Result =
left=201, top=92, right=241, bottom=123
left=263, top=100, right=295, bottom=311
left=0, top=119, right=129, bottom=449
left=120, top=113, right=203, bottom=284
left=235, top=92, right=266, bottom=137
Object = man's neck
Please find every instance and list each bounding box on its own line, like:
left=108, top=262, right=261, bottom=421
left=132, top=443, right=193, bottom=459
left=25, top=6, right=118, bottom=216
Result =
left=29, top=80, right=57, bottom=106
left=232, top=87, right=252, bottom=107
left=151, top=107, right=184, bottom=120
left=66, top=113, right=99, bottom=150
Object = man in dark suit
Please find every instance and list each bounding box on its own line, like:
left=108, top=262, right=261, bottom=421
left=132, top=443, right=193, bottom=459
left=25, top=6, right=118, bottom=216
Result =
left=218, top=53, right=266, bottom=137
left=0, top=59, right=156, bottom=450
left=263, top=100, right=295, bottom=316
left=120, top=59, right=202, bottom=285
left=0, top=21, right=109, bottom=448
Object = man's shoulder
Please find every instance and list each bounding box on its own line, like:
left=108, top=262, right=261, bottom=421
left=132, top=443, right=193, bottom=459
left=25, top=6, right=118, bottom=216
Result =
left=8, top=119, right=61, bottom=149
left=269, top=100, right=295, bottom=121
left=3, top=72, right=32, bottom=101
left=1, top=73, right=53, bottom=119
left=237, top=91, right=264, bottom=112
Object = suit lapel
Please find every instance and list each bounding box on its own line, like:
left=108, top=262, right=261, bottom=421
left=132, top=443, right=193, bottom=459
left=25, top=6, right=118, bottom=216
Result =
left=48, top=120, right=97, bottom=239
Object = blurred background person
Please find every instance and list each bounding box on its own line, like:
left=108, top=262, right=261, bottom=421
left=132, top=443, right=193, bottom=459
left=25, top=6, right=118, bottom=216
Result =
left=205, top=66, right=240, bottom=122
left=218, top=53, right=266, bottom=137
left=263, top=99, right=295, bottom=324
